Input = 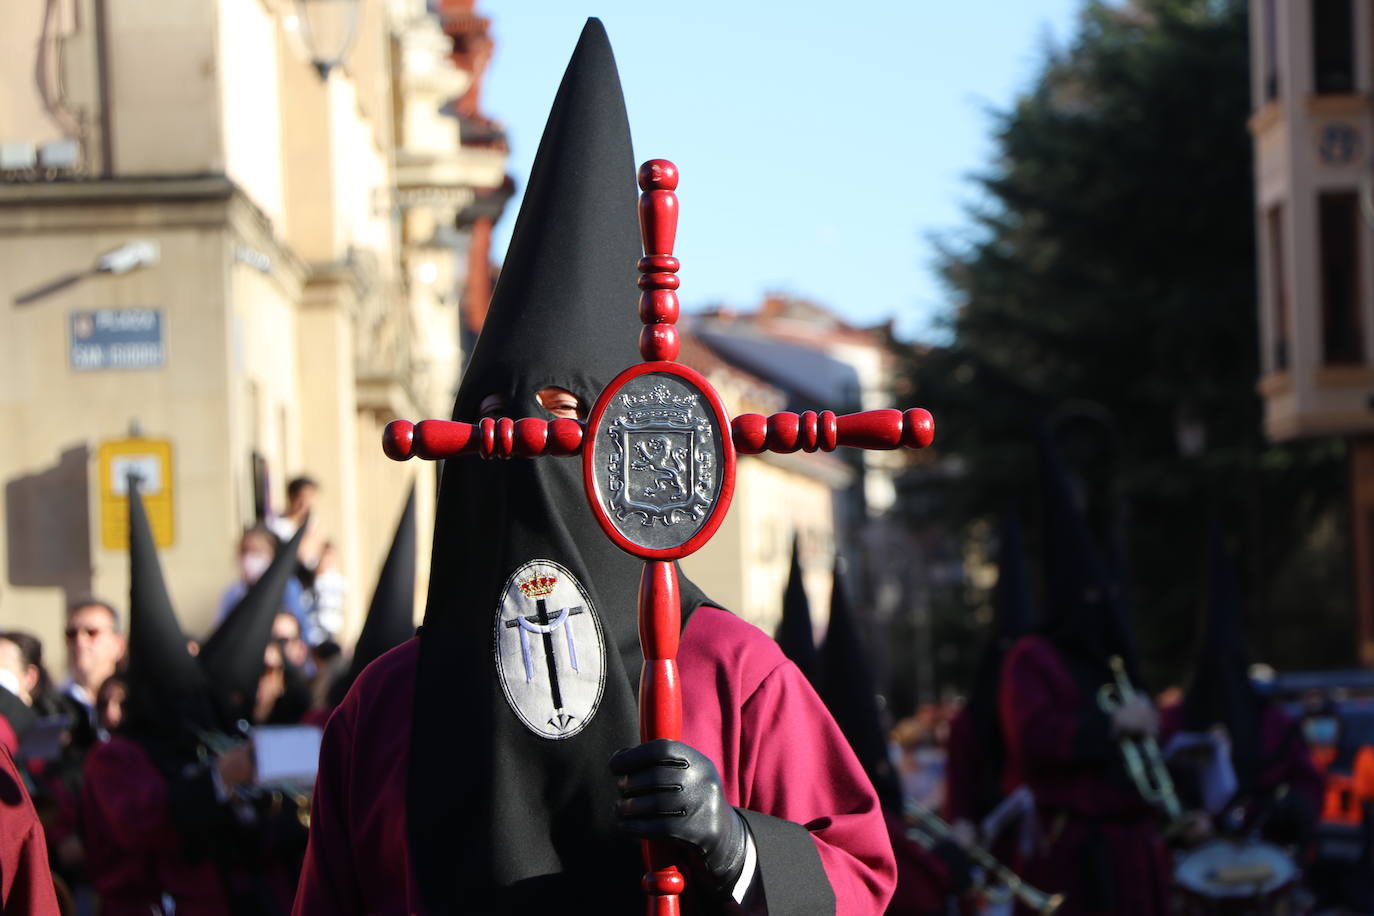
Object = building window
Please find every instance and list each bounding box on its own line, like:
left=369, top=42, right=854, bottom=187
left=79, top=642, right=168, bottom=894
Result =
left=1263, top=0, right=1279, bottom=101
left=1267, top=204, right=1289, bottom=370
left=1317, top=191, right=1364, bottom=365
left=1313, top=0, right=1355, bottom=94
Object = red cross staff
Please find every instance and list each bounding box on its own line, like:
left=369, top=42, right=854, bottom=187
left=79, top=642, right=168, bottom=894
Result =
left=383, top=159, right=934, bottom=916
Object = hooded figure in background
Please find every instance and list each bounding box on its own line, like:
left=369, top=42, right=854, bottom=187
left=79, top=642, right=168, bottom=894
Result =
left=817, top=560, right=968, bottom=915
left=294, top=19, right=894, bottom=916
left=774, top=536, right=819, bottom=684
left=83, top=481, right=305, bottom=916
left=327, top=485, right=418, bottom=709
left=1159, top=523, right=1320, bottom=845
left=944, top=512, right=1035, bottom=847
left=200, top=522, right=308, bottom=727
left=997, top=429, right=1170, bottom=916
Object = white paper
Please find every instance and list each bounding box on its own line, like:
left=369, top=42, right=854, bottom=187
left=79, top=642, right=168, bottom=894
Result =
left=252, top=724, right=323, bottom=786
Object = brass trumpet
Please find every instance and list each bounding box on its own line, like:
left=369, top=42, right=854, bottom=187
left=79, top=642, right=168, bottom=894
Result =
left=904, top=800, right=1065, bottom=915
left=1096, top=654, right=1183, bottom=825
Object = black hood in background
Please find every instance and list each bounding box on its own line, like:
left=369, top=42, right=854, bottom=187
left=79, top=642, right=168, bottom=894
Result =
left=774, top=536, right=819, bottom=684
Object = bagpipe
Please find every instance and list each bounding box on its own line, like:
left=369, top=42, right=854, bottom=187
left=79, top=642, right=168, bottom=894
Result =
left=904, top=799, right=1064, bottom=915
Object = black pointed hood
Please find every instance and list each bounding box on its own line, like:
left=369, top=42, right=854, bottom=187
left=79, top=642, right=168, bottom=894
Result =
left=817, top=559, right=900, bottom=813
left=122, top=478, right=216, bottom=739
left=774, top=536, right=818, bottom=683
left=198, top=521, right=307, bottom=725
left=408, top=20, right=710, bottom=911
left=1182, top=521, right=1261, bottom=788
left=451, top=22, right=641, bottom=423
left=331, top=486, right=417, bottom=705
left=1035, top=425, right=1139, bottom=681
left=964, top=511, right=1036, bottom=817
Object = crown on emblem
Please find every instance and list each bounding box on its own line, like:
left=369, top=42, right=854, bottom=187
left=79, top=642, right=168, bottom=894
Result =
left=620, top=385, right=696, bottom=429
left=518, top=575, right=558, bottom=598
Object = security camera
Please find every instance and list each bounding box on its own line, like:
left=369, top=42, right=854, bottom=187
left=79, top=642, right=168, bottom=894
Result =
left=96, top=240, right=160, bottom=274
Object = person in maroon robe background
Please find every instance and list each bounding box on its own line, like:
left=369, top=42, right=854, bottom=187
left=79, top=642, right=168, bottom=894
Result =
left=294, top=20, right=894, bottom=916
left=999, top=429, right=1170, bottom=916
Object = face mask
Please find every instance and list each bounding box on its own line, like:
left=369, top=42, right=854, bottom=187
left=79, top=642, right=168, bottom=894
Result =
left=1304, top=716, right=1339, bottom=746
left=0, top=669, right=20, bottom=699
left=240, top=552, right=272, bottom=584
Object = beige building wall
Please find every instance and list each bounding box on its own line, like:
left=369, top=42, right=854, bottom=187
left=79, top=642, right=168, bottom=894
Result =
left=0, top=183, right=243, bottom=653
left=1249, top=0, right=1374, bottom=440
left=0, top=0, right=492, bottom=673
left=109, top=1, right=224, bottom=176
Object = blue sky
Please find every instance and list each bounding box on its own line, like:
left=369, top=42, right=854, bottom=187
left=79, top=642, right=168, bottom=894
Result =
left=483, top=2, right=1083, bottom=342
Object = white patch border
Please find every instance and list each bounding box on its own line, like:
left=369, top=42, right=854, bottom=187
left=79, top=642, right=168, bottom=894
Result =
left=492, top=559, right=607, bottom=740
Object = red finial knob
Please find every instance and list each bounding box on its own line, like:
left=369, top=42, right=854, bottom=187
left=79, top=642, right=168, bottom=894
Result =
left=383, top=420, right=415, bottom=461
left=638, top=159, right=679, bottom=193
left=637, top=159, right=680, bottom=362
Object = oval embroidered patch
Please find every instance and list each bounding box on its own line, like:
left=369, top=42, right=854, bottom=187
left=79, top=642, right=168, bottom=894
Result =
left=492, top=559, right=606, bottom=739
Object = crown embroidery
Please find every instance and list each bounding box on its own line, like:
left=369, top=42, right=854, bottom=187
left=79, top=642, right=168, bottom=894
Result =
left=517, top=575, right=558, bottom=598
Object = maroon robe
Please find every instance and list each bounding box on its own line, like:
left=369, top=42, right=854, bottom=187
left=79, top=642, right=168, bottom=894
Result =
left=81, top=736, right=232, bottom=916
left=0, top=744, right=60, bottom=914
left=293, top=606, right=896, bottom=914
left=1000, top=636, right=1169, bottom=916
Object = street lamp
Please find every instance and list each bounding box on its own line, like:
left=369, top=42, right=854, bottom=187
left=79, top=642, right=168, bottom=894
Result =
left=293, top=0, right=361, bottom=80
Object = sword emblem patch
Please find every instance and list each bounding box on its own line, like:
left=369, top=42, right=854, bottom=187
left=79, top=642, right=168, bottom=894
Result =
left=493, top=559, right=606, bottom=739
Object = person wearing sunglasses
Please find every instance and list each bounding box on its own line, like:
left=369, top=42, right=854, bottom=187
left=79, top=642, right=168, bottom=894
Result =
left=59, top=599, right=126, bottom=728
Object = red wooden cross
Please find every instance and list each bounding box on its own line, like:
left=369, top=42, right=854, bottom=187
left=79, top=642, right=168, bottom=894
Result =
left=382, top=159, right=934, bottom=916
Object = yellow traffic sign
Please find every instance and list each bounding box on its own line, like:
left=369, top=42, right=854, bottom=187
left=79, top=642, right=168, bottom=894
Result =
left=98, top=437, right=174, bottom=549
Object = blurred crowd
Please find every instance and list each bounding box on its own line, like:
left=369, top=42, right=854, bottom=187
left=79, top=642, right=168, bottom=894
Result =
left=0, top=472, right=402, bottom=915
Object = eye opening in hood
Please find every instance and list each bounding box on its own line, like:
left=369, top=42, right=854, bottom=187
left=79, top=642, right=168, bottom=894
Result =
left=478, top=387, right=587, bottom=421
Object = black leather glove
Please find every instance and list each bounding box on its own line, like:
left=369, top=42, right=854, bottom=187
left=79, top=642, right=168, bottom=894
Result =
left=609, top=738, right=750, bottom=896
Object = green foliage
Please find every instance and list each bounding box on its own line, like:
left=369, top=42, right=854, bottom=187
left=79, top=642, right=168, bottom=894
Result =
left=905, top=0, right=1351, bottom=688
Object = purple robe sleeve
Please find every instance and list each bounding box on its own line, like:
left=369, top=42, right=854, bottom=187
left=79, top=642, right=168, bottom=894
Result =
left=292, top=707, right=360, bottom=915
left=0, top=746, right=60, bottom=915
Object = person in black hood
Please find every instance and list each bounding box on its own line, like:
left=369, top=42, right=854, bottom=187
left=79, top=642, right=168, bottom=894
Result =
left=324, top=485, right=418, bottom=712
left=294, top=18, right=895, bottom=916
left=998, top=428, right=1170, bottom=916
left=944, top=512, right=1034, bottom=859
left=816, top=560, right=969, bottom=916
left=1158, top=522, right=1321, bottom=848
left=774, top=536, right=820, bottom=685
left=81, top=480, right=308, bottom=916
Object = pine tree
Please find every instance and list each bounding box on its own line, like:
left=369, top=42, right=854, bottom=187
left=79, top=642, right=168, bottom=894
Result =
left=907, top=0, right=1350, bottom=682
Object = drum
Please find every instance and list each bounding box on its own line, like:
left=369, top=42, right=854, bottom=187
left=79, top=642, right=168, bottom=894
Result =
left=1174, top=838, right=1301, bottom=915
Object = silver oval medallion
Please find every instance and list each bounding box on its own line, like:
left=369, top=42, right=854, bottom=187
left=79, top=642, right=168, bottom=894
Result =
left=591, top=372, right=726, bottom=551
left=492, top=559, right=606, bottom=740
